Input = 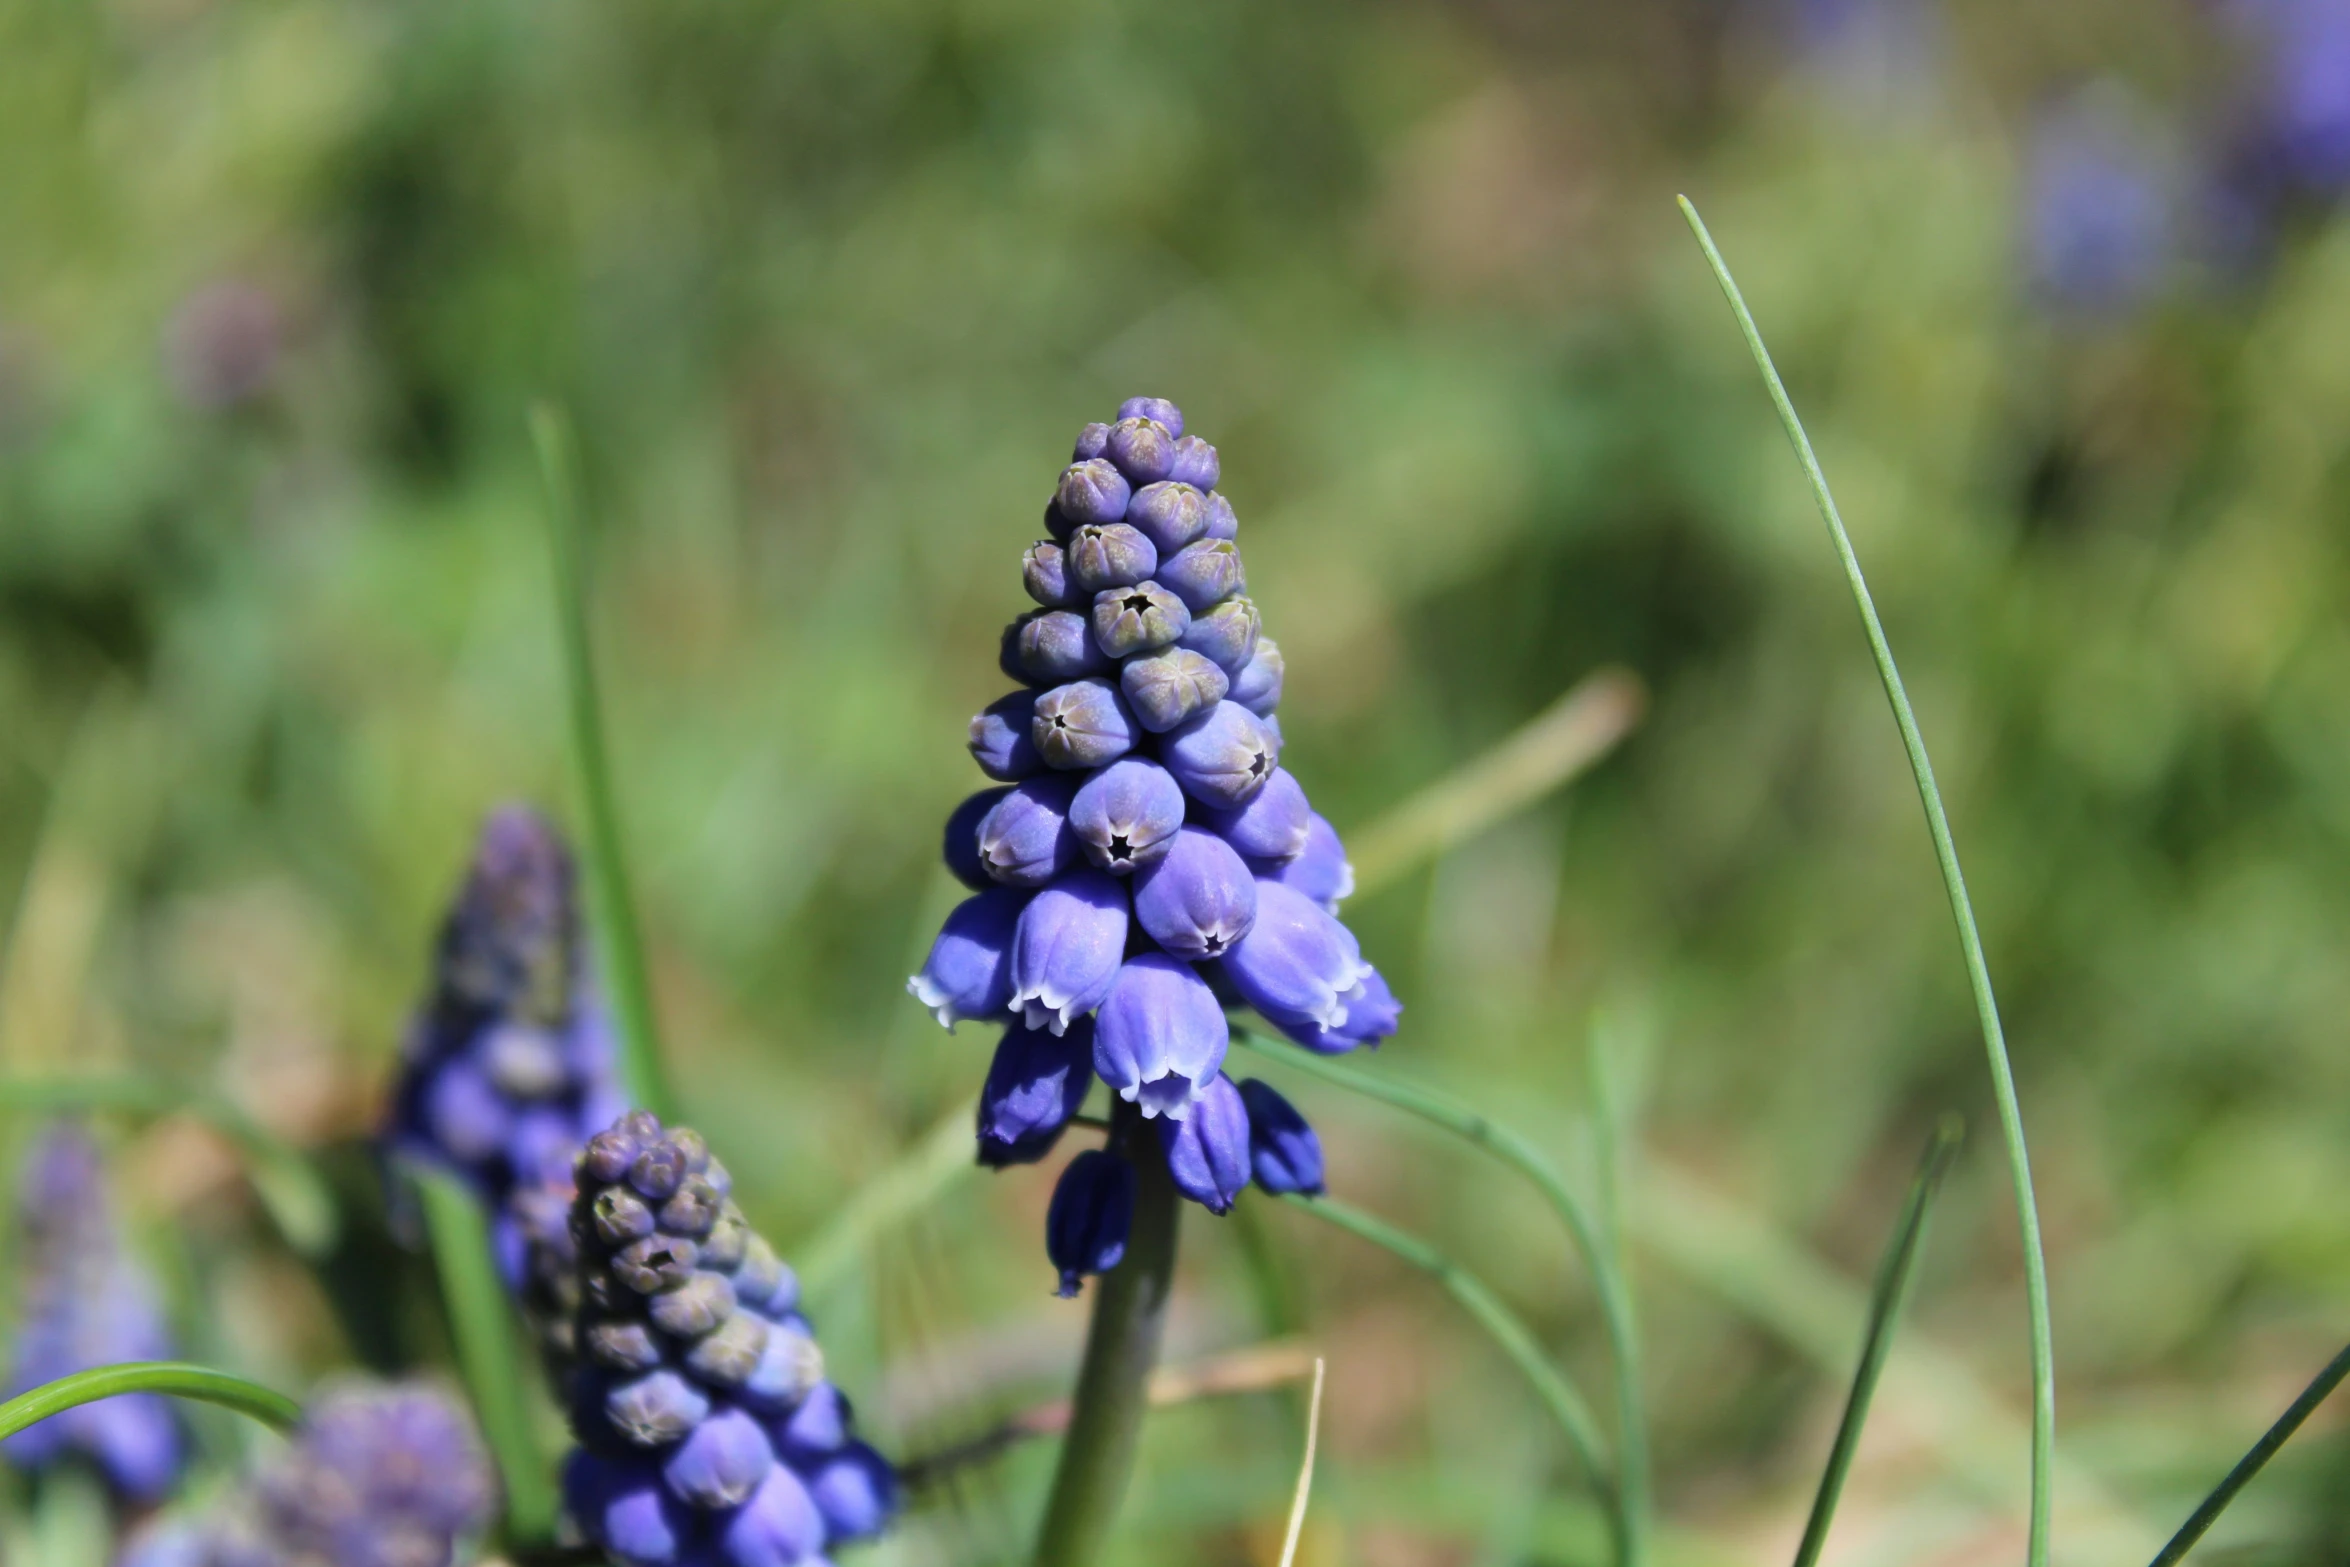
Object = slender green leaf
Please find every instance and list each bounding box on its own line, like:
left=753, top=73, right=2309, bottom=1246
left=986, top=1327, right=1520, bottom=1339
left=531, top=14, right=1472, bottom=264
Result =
left=530, top=404, right=673, bottom=1123
left=1585, top=1018, right=1649, bottom=1567
left=1678, top=194, right=2056, bottom=1567
left=1275, top=1192, right=1612, bottom=1492
left=413, top=1165, right=558, bottom=1544
left=0, top=1075, right=337, bottom=1255
left=0, top=1362, right=299, bottom=1442
left=2147, top=1338, right=2350, bottom=1567
left=1792, top=1117, right=1963, bottom=1567
left=796, top=1097, right=976, bottom=1296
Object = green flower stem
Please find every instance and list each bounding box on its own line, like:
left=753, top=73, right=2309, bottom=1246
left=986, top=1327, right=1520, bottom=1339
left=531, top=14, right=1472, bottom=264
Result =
left=1032, top=1102, right=1183, bottom=1567
left=1230, top=1029, right=1644, bottom=1564
left=1679, top=194, right=2056, bottom=1567
left=1277, top=1193, right=1612, bottom=1499
left=1793, top=1118, right=1963, bottom=1567
left=0, top=1362, right=299, bottom=1443
left=2147, top=1338, right=2350, bottom=1567
left=413, top=1165, right=557, bottom=1544
left=531, top=404, right=674, bottom=1123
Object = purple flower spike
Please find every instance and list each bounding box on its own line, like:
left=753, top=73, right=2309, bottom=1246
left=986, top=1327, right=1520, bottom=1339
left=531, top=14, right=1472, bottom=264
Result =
left=1132, top=826, right=1257, bottom=960
left=908, top=887, right=1025, bottom=1029
left=978, top=1018, right=1095, bottom=1167
left=1157, top=539, right=1246, bottom=612
left=1159, top=1073, right=1252, bottom=1212
left=1284, top=966, right=1402, bottom=1054
left=1122, top=647, right=1230, bottom=734
left=1090, top=580, right=1191, bottom=659
left=1093, top=954, right=1230, bottom=1120
left=1032, top=678, right=1138, bottom=770
left=1262, top=814, right=1354, bottom=910
left=1072, top=422, right=1112, bottom=461
left=1228, top=637, right=1284, bottom=716
left=1104, top=417, right=1176, bottom=484
left=1068, top=757, right=1185, bottom=874
left=1046, top=1149, right=1134, bottom=1297
left=1067, top=522, right=1159, bottom=594
left=968, top=692, right=1043, bottom=782
left=1023, top=541, right=1076, bottom=607
left=1237, top=1080, right=1324, bottom=1195
left=1126, top=481, right=1209, bottom=555
left=662, top=1407, right=775, bottom=1509
left=943, top=787, right=1012, bottom=890
left=1009, top=870, right=1130, bottom=1034
left=1221, top=880, right=1372, bottom=1034
left=1170, top=435, right=1220, bottom=490
left=1057, top=458, right=1131, bottom=524
left=1017, top=609, right=1112, bottom=682
left=1117, top=395, right=1184, bottom=436
left=1203, top=492, right=1239, bottom=540
left=976, top=775, right=1080, bottom=888
left=1204, top=767, right=1311, bottom=862
left=1162, top=700, right=1280, bottom=808
left=1178, top=596, right=1260, bottom=673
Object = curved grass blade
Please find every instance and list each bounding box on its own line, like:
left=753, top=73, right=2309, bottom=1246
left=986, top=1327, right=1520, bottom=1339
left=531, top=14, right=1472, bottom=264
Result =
left=412, top=1164, right=557, bottom=1544
left=0, top=1074, right=337, bottom=1255
left=1277, top=1357, right=1327, bottom=1567
left=1677, top=194, right=2056, bottom=1567
left=530, top=404, right=674, bottom=1123
left=1585, top=1019, right=1649, bottom=1567
left=1793, top=1117, right=1963, bottom=1567
left=2146, top=1339, right=2350, bottom=1567
left=796, top=1096, right=978, bottom=1297
left=1275, top=1191, right=1612, bottom=1496
left=0, top=1362, right=300, bottom=1442
left=1232, top=1028, right=1644, bottom=1562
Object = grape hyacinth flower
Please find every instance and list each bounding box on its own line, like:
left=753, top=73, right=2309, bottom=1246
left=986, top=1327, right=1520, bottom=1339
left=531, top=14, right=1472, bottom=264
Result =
left=516, top=1110, right=897, bottom=1565
left=919, top=397, right=1399, bottom=1292
left=2, top=1123, right=182, bottom=1501
left=385, top=807, right=629, bottom=1282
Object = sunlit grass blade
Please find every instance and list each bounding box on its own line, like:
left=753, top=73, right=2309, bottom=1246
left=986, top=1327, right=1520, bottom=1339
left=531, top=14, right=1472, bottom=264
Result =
left=530, top=403, right=673, bottom=1122
left=1231, top=1027, right=1643, bottom=1560
left=795, top=1096, right=977, bottom=1297
left=1347, top=667, right=1645, bottom=899
left=1275, top=1191, right=1612, bottom=1496
left=1792, top=1117, right=1963, bottom=1567
left=0, top=1362, right=300, bottom=1441
left=1277, top=1356, right=1327, bottom=1567
left=412, top=1164, right=557, bottom=1544
left=1677, top=194, right=2056, bottom=1567
left=0, top=1074, right=338, bottom=1255
left=1585, top=1018, right=1649, bottom=1567
left=2146, top=1338, right=2350, bottom=1567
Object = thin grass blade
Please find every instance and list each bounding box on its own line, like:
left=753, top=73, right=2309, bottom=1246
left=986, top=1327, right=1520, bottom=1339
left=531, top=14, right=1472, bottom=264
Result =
left=1585, top=1017, right=1649, bottom=1567
left=795, top=1096, right=977, bottom=1297
left=0, top=1362, right=300, bottom=1441
left=530, top=404, right=673, bottom=1122
left=2147, top=1339, right=2350, bottom=1567
left=1275, top=1191, right=1612, bottom=1494
left=1677, top=194, right=2055, bottom=1567
left=1793, top=1117, right=1963, bottom=1567
left=412, top=1164, right=558, bottom=1543
left=1277, top=1357, right=1327, bottom=1567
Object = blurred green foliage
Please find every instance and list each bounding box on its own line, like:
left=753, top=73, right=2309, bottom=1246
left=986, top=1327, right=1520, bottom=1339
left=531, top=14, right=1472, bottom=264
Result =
left=5, top=0, right=2350, bottom=1562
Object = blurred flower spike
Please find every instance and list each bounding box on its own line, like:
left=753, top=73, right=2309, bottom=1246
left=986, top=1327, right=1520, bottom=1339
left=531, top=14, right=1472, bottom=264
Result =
left=2, top=1122, right=183, bottom=1502
left=912, top=396, right=1390, bottom=1293
left=385, top=806, right=630, bottom=1283
left=514, top=1110, right=897, bottom=1565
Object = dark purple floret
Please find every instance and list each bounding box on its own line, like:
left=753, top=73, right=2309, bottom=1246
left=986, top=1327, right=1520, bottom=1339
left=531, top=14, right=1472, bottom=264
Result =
left=1236, top=1080, right=1326, bottom=1195
left=1159, top=1073, right=1253, bottom=1213
left=1047, top=1149, right=1135, bottom=1296
left=944, top=786, right=1013, bottom=889
left=978, top=1018, right=1096, bottom=1167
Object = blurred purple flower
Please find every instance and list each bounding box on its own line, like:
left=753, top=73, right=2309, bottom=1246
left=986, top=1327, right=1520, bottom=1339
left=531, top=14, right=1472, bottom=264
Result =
left=2022, top=87, right=2177, bottom=314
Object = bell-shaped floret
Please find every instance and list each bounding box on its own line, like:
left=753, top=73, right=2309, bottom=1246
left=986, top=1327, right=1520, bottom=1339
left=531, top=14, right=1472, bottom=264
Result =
left=661, top=1407, right=774, bottom=1510
left=1120, top=647, right=1229, bottom=734
left=1260, top=814, right=1354, bottom=911
left=1228, top=638, right=1283, bottom=716
left=1090, top=581, right=1190, bottom=659
left=1068, top=759, right=1184, bottom=874
left=907, top=887, right=1025, bottom=1029
left=943, top=787, right=1011, bottom=890
left=1162, top=701, right=1280, bottom=808
left=1158, top=1073, right=1252, bottom=1214
left=1236, top=1080, right=1325, bottom=1195
left=1104, top=417, right=1176, bottom=484
left=1282, top=966, right=1401, bottom=1054
left=1133, top=826, right=1257, bottom=960
left=1016, top=610, right=1111, bottom=682
left=1056, top=458, right=1131, bottom=525
left=1117, top=396, right=1184, bottom=435
left=968, top=692, right=1043, bottom=782
left=1157, top=539, right=1245, bottom=612
left=1092, top=955, right=1229, bottom=1121
left=1009, top=871, right=1130, bottom=1034
left=1046, top=1149, right=1134, bottom=1298
left=1177, top=596, right=1259, bottom=674
left=976, top=775, right=1079, bottom=888
left=977, top=1019, right=1094, bottom=1168
left=1220, top=881, right=1372, bottom=1034
left=1203, top=768, right=1311, bottom=862
left=1032, top=679, right=1138, bottom=770
left=1126, top=482, right=1208, bottom=555
left=1170, top=435, right=1219, bottom=491
left=1066, top=523, right=1158, bottom=594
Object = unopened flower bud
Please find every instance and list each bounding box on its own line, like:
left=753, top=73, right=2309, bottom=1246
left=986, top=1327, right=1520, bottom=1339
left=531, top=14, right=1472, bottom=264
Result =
left=1162, top=700, right=1280, bottom=808
left=968, top=692, right=1043, bottom=782
left=663, top=1407, right=774, bottom=1509
left=1090, top=581, right=1190, bottom=659
left=1023, top=541, right=1076, bottom=607
left=1092, top=955, right=1229, bottom=1120
left=1159, top=1073, right=1252, bottom=1213
left=1067, top=758, right=1184, bottom=874
left=977, top=774, right=1080, bottom=888
left=1073, top=422, right=1112, bottom=460
left=1121, top=646, right=1230, bottom=733
left=1157, top=539, right=1245, bottom=612
left=1126, top=482, right=1209, bottom=555
left=1046, top=1149, right=1134, bottom=1297
left=1017, top=609, right=1111, bottom=682
left=1170, top=435, right=1220, bottom=490
left=1132, top=826, right=1257, bottom=959
left=1104, top=417, right=1175, bottom=485
left=944, top=786, right=1012, bottom=889
left=1056, top=459, right=1131, bottom=525
left=1116, top=396, right=1184, bottom=436
left=1237, top=1080, right=1324, bottom=1194
left=1204, top=492, right=1239, bottom=540
left=1203, top=767, right=1311, bottom=862
left=1066, top=522, right=1158, bottom=594
left=1031, top=678, right=1138, bottom=770
left=1228, top=637, right=1283, bottom=716
left=1178, top=595, right=1260, bottom=673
